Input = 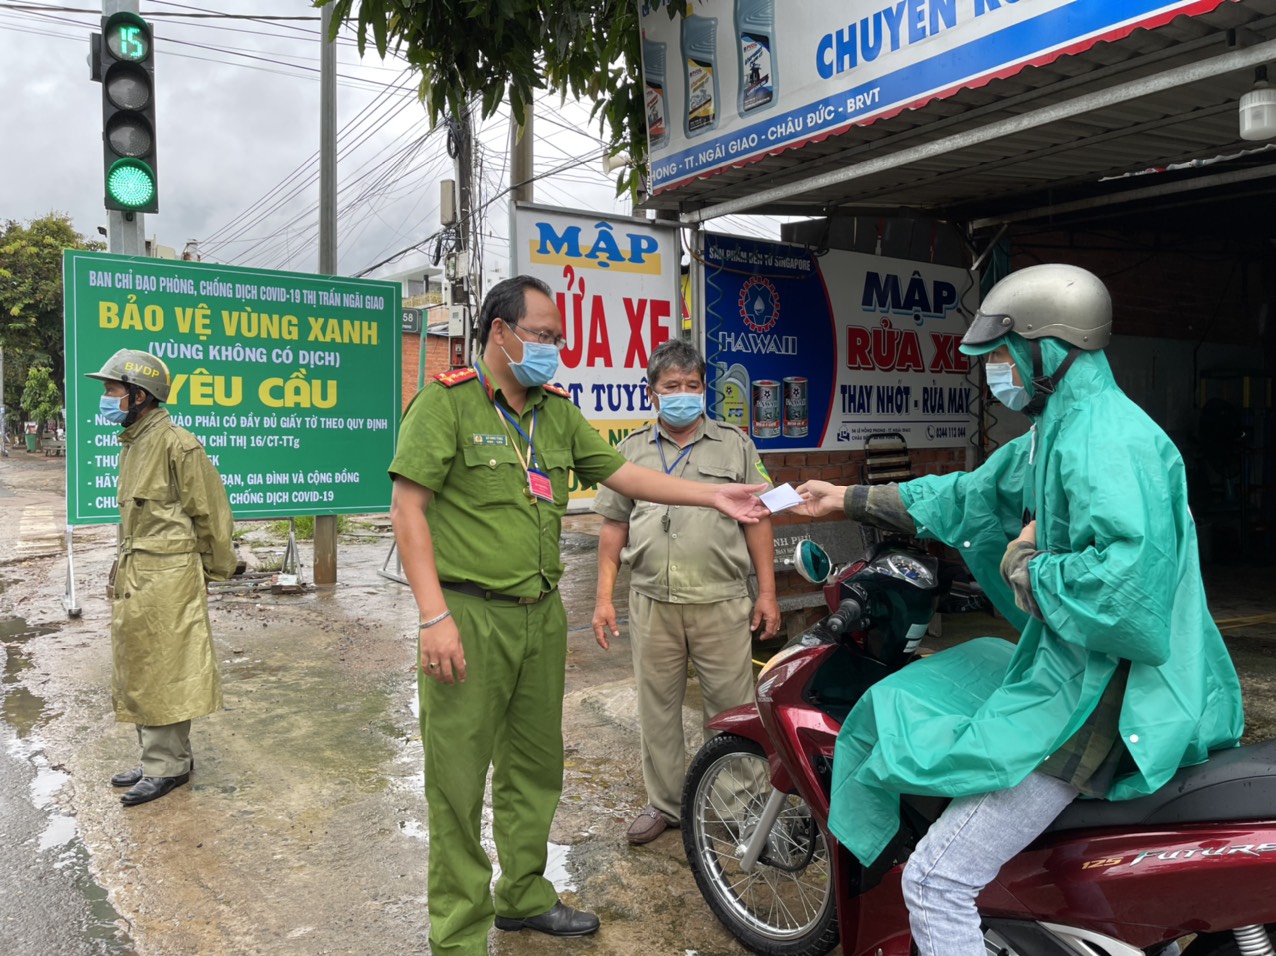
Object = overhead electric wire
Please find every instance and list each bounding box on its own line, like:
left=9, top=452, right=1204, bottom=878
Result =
left=18, top=0, right=788, bottom=278
left=200, top=67, right=419, bottom=253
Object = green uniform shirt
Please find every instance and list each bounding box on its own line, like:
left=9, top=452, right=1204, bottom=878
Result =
left=388, top=361, right=626, bottom=598
left=592, top=416, right=770, bottom=604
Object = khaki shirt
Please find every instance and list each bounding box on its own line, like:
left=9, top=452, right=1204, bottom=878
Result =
left=593, top=416, right=770, bottom=604
left=388, top=361, right=626, bottom=598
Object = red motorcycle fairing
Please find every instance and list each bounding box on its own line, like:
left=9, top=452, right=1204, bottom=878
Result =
left=992, top=821, right=1276, bottom=946
left=704, top=702, right=798, bottom=794
left=836, top=820, right=1276, bottom=955
left=839, top=863, right=914, bottom=956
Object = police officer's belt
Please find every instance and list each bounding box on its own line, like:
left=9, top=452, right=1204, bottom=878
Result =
left=441, top=581, right=555, bottom=605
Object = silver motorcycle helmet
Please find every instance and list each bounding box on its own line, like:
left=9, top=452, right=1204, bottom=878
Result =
left=960, top=264, right=1112, bottom=416
left=960, top=263, right=1112, bottom=357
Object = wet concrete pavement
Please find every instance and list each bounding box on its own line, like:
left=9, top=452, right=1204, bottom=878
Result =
left=2, top=448, right=1276, bottom=956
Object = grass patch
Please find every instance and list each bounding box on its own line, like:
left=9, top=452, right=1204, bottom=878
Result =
left=268, top=515, right=349, bottom=540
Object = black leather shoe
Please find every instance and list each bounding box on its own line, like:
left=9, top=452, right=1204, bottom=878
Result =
left=494, top=901, right=599, bottom=937
left=111, top=758, right=193, bottom=788
left=111, top=766, right=144, bottom=788
left=120, top=772, right=190, bottom=807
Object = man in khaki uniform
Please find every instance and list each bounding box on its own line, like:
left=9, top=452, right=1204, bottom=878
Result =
left=592, top=340, right=780, bottom=844
left=86, top=349, right=235, bottom=807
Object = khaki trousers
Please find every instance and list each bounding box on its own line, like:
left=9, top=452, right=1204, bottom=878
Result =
left=136, top=721, right=192, bottom=777
left=627, top=591, right=755, bottom=823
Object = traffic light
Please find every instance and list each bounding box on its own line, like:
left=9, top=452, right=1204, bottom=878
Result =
left=97, top=12, right=157, bottom=213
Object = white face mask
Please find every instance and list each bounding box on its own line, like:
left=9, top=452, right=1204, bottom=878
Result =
left=986, top=362, right=1029, bottom=411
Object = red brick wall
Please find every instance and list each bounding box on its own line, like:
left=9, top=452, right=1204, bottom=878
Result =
left=401, top=333, right=453, bottom=411
left=760, top=445, right=969, bottom=599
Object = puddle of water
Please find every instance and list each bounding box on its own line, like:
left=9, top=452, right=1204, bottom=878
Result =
left=2, top=614, right=139, bottom=955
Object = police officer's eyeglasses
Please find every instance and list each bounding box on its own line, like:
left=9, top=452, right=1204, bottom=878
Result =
left=510, top=321, right=567, bottom=352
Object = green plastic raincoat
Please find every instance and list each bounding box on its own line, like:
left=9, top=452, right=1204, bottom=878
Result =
left=111, top=408, right=235, bottom=726
left=828, top=337, right=1244, bottom=866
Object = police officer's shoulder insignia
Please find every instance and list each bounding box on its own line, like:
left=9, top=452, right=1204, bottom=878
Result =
left=434, top=368, right=478, bottom=388
left=754, top=459, right=772, bottom=483
left=542, top=383, right=571, bottom=398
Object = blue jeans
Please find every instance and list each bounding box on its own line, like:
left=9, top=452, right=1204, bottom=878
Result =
left=901, top=771, right=1079, bottom=956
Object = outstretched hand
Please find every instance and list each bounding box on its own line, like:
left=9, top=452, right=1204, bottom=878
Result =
left=713, top=483, right=770, bottom=523
left=793, top=479, right=847, bottom=519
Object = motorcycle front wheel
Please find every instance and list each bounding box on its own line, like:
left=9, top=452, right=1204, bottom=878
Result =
left=682, top=733, right=839, bottom=956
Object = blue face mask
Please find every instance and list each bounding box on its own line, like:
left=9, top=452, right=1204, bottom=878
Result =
left=656, top=392, right=705, bottom=428
left=986, top=362, right=1029, bottom=412
left=99, top=394, right=129, bottom=425
left=502, top=339, right=560, bottom=388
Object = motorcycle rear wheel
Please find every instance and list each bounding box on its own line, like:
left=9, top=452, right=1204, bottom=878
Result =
left=682, top=734, right=839, bottom=956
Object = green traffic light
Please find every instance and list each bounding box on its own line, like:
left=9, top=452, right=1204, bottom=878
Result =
left=105, top=12, right=151, bottom=62
left=106, top=158, right=156, bottom=209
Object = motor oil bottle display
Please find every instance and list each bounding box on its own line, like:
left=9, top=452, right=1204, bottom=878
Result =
left=642, top=33, right=670, bottom=151
left=735, top=0, right=776, bottom=116
left=681, top=14, right=720, bottom=136
left=752, top=379, right=781, bottom=439
left=714, top=362, right=751, bottom=431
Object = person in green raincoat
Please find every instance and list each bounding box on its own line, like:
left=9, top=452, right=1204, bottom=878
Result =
left=87, top=349, right=236, bottom=808
left=797, top=264, right=1243, bottom=956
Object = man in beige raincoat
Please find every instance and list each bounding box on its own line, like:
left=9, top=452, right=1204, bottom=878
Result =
left=87, top=349, right=236, bottom=807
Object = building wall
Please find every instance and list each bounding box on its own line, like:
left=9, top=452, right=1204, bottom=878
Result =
left=401, top=333, right=452, bottom=410
left=1012, top=233, right=1267, bottom=346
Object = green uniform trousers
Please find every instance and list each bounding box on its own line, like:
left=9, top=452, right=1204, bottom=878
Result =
left=419, top=590, right=568, bottom=956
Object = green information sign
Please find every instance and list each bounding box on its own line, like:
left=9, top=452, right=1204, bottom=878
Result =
left=64, top=250, right=401, bottom=524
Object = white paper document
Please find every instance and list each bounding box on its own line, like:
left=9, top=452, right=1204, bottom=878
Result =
left=760, top=482, right=803, bottom=514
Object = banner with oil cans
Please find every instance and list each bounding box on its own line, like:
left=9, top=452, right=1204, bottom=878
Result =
left=63, top=250, right=401, bottom=524
left=703, top=233, right=979, bottom=450
left=637, top=0, right=1234, bottom=193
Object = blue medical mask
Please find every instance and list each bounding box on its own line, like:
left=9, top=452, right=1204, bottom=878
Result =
left=986, top=362, right=1029, bottom=412
left=99, top=394, right=129, bottom=425
left=656, top=392, right=705, bottom=428
left=502, top=338, right=560, bottom=388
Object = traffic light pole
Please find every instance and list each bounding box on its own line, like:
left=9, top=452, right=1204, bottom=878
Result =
left=103, top=0, right=144, bottom=256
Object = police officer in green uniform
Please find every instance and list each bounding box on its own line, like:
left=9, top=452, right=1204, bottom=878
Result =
left=86, top=349, right=236, bottom=807
left=389, top=275, right=769, bottom=956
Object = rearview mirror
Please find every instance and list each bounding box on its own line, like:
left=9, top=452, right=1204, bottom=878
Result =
left=793, top=539, right=832, bottom=585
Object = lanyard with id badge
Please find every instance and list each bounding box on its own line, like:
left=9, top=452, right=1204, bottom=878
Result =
left=478, top=366, right=554, bottom=503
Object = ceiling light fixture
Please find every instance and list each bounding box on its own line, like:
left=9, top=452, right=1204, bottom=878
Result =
left=1239, top=64, right=1276, bottom=141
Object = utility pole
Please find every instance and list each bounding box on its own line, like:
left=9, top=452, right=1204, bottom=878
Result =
left=0, top=346, right=8, bottom=457
left=313, top=2, right=338, bottom=585
left=507, top=104, right=533, bottom=274
left=444, top=107, right=475, bottom=367
left=103, top=0, right=145, bottom=255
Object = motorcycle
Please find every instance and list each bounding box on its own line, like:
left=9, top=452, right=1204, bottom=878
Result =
left=681, top=537, right=1276, bottom=956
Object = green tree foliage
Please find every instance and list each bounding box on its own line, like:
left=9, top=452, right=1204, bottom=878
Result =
left=322, top=0, right=657, bottom=196
left=21, top=364, right=62, bottom=436
left=0, top=213, right=103, bottom=431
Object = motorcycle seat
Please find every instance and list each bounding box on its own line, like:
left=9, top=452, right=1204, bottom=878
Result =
left=1046, top=738, right=1276, bottom=834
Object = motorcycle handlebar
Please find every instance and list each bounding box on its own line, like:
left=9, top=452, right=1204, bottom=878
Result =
left=826, top=598, right=862, bottom=636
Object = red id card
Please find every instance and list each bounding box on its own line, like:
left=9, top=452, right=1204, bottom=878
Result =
left=527, top=469, right=554, bottom=502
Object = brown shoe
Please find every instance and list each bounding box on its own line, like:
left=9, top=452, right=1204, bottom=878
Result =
left=626, top=805, right=670, bottom=845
